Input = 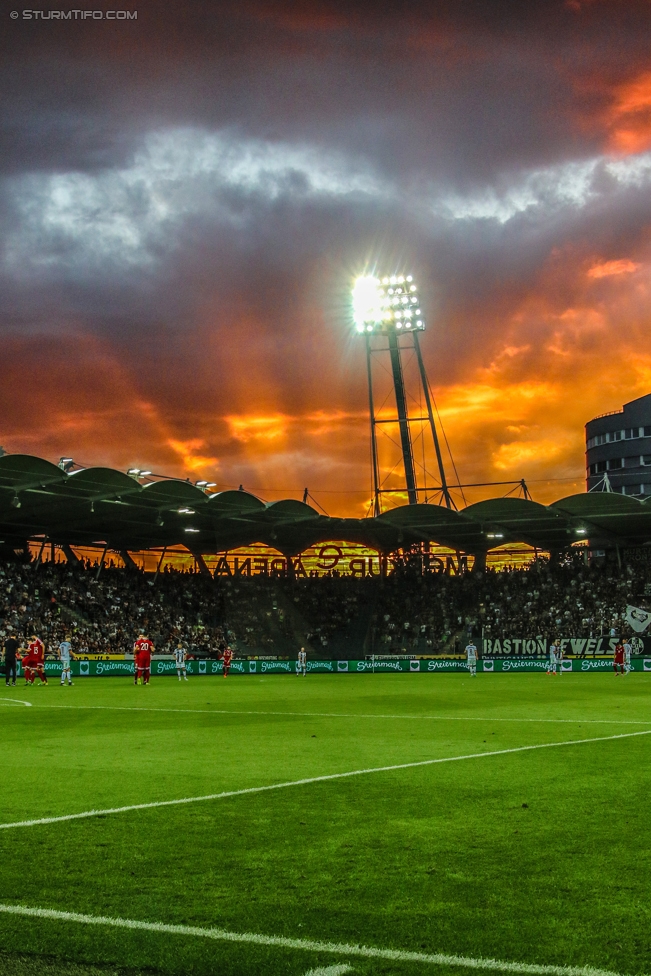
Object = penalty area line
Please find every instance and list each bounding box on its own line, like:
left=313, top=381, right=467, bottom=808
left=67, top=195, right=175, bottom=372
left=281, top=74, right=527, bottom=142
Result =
left=0, top=698, right=32, bottom=707
left=0, top=903, right=635, bottom=976
left=1, top=729, right=650, bottom=832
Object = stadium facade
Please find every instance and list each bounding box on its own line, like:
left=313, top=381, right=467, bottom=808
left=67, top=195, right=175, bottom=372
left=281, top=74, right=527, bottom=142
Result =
left=586, top=393, right=651, bottom=496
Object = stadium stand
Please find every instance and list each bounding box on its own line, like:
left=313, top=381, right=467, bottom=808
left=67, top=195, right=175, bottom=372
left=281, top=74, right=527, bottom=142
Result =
left=0, top=553, right=649, bottom=658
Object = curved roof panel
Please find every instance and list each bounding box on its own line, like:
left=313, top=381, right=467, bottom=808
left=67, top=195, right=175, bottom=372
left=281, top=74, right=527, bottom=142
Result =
left=140, top=479, right=208, bottom=508
left=66, top=467, right=140, bottom=498
left=208, top=490, right=266, bottom=515
left=0, top=454, right=64, bottom=490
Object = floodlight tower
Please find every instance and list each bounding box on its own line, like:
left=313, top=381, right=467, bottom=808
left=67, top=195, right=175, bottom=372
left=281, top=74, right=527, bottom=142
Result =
left=353, top=274, right=453, bottom=515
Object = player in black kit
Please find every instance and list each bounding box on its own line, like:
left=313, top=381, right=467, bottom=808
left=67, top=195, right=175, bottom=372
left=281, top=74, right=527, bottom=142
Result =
left=3, top=631, right=19, bottom=686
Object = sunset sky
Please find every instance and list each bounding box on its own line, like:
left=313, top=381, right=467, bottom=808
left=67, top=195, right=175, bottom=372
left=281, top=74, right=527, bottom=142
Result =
left=2, top=0, right=651, bottom=515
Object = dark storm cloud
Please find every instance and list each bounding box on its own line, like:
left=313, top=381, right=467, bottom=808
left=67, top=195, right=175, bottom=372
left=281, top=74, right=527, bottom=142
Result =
left=2, top=0, right=651, bottom=510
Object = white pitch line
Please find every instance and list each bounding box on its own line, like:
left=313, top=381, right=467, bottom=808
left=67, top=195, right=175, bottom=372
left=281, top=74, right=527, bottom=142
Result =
left=0, top=903, right=637, bottom=976
left=26, top=702, right=651, bottom=725
left=0, top=698, right=32, bottom=707
left=1, top=729, right=649, bottom=832
left=304, top=965, right=353, bottom=976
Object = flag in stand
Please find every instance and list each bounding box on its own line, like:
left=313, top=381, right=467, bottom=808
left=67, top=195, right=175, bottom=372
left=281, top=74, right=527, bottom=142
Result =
left=625, top=605, right=651, bottom=633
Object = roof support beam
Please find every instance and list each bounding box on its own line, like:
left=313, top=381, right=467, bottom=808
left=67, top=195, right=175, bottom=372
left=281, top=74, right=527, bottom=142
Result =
left=61, top=544, right=80, bottom=564
left=120, top=549, right=139, bottom=570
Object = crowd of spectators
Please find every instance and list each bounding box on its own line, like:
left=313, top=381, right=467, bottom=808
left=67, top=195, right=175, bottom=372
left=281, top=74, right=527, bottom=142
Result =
left=279, top=577, right=373, bottom=651
left=0, top=561, right=231, bottom=658
left=373, top=553, right=651, bottom=652
left=0, top=552, right=649, bottom=658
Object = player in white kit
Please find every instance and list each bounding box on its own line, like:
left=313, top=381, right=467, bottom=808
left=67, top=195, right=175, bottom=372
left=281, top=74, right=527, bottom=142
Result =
left=174, top=643, right=188, bottom=680
left=547, top=642, right=557, bottom=675
left=59, top=634, right=73, bottom=686
left=297, top=647, right=307, bottom=676
left=465, top=641, right=477, bottom=676
left=623, top=639, right=632, bottom=674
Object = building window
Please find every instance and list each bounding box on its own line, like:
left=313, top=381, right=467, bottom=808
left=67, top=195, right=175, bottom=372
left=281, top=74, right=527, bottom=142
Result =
left=645, top=427, right=651, bottom=437
left=596, top=460, right=608, bottom=473
left=608, top=458, right=623, bottom=470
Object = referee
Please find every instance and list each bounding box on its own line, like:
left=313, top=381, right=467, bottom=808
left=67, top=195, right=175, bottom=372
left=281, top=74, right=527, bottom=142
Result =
left=3, top=629, right=19, bottom=686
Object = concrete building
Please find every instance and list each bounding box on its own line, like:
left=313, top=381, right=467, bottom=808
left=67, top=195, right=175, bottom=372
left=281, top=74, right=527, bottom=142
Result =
left=586, top=393, right=651, bottom=495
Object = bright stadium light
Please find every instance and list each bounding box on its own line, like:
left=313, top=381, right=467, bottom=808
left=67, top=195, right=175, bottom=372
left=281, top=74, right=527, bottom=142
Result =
left=352, top=274, right=424, bottom=333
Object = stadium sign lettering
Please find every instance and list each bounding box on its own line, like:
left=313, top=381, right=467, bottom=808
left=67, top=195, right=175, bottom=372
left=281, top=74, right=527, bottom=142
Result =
left=96, top=661, right=134, bottom=674
left=208, top=543, right=469, bottom=578
left=499, top=659, right=549, bottom=671
left=482, top=636, right=649, bottom=656
left=355, top=660, right=402, bottom=671
left=427, top=660, right=468, bottom=671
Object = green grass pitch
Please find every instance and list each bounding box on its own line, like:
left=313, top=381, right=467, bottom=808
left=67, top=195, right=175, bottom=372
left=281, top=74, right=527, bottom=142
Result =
left=0, top=673, right=650, bottom=976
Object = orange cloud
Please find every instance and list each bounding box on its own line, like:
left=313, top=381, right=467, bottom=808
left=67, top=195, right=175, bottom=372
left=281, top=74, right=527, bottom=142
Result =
left=587, top=259, right=641, bottom=279
left=226, top=414, right=289, bottom=443
left=167, top=438, right=218, bottom=473
left=492, top=436, right=571, bottom=472
left=605, top=70, right=651, bottom=155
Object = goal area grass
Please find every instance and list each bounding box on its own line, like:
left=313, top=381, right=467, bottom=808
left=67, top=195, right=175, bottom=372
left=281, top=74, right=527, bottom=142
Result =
left=0, top=673, right=649, bottom=976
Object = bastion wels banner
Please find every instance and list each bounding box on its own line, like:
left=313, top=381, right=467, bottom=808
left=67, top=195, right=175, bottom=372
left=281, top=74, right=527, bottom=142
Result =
left=482, top=636, right=649, bottom=657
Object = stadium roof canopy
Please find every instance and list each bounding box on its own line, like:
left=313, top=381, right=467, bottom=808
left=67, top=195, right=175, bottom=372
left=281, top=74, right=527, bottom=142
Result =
left=0, top=454, right=649, bottom=557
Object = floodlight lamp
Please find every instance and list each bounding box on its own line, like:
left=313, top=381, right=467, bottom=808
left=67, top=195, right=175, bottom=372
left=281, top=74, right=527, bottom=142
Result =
left=127, top=468, right=140, bottom=476
left=353, top=272, right=424, bottom=332
left=196, top=480, right=208, bottom=486
left=206, top=482, right=217, bottom=488
left=140, top=470, right=152, bottom=477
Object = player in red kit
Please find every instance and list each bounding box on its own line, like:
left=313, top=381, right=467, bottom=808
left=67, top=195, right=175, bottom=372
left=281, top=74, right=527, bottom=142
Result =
left=133, top=635, right=154, bottom=685
left=21, top=644, right=35, bottom=685
left=614, top=641, right=625, bottom=675
left=28, top=635, right=48, bottom=685
left=222, top=646, right=233, bottom=677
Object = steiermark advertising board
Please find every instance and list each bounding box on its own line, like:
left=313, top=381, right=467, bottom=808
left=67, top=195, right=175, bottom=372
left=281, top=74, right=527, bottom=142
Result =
left=8, top=657, right=651, bottom=677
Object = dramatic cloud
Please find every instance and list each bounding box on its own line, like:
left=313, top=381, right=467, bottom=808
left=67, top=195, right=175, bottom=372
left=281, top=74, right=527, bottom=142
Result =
left=2, top=0, right=651, bottom=516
